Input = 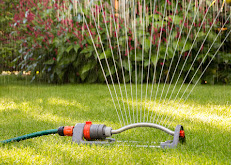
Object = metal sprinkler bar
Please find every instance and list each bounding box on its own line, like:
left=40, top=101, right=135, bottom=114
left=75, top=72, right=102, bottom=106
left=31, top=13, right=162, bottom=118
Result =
left=58, top=121, right=186, bottom=148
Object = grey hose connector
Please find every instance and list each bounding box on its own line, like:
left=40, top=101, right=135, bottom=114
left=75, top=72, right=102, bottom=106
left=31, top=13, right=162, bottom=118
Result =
left=111, top=123, right=175, bottom=136
left=104, top=127, right=112, bottom=137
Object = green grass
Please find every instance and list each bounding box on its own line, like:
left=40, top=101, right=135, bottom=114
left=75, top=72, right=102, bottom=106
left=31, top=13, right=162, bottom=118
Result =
left=0, top=76, right=230, bottom=164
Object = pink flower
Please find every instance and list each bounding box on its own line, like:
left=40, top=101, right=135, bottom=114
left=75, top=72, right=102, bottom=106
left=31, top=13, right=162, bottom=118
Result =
left=162, top=37, right=167, bottom=43
left=54, top=48, right=57, bottom=53
left=114, top=31, right=117, bottom=37
left=184, top=52, right=188, bottom=57
left=167, top=0, right=171, bottom=5
left=176, top=31, right=180, bottom=39
left=128, top=29, right=132, bottom=34
left=155, top=11, right=161, bottom=15
left=73, top=32, right=78, bottom=37
left=204, top=9, right=208, bottom=14
left=201, top=44, right=204, bottom=51
left=27, top=12, right=35, bottom=22
left=160, top=27, right=166, bottom=32
left=160, top=62, right=164, bottom=66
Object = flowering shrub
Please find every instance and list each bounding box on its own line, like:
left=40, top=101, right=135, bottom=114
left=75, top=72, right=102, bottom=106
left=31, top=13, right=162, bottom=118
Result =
left=7, top=0, right=231, bottom=84
left=0, top=0, right=20, bottom=72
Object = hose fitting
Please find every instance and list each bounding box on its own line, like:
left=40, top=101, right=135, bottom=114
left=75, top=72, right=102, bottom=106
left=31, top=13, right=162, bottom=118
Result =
left=58, top=121, right=112, bottom=141
left=58, top=126, right=74, bottom=136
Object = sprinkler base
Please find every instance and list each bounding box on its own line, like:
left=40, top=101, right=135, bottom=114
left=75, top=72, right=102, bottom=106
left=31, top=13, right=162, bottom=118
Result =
left=160, top=125, right=185, bottom=148
left=71, top=122, right=186, bottom=148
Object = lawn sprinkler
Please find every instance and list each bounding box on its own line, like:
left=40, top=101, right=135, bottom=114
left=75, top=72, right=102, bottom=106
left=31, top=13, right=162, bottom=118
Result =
left=1, top=121, right=185, bottom=149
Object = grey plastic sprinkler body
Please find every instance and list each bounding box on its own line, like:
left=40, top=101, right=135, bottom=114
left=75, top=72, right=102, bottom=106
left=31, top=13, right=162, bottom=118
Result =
left=71, top=121, right=185, bottom=148
left=1, top=121, right=185, bottom=148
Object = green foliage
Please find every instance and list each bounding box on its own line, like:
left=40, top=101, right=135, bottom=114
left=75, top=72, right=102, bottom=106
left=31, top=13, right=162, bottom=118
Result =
left=0, top=0, right=20, bottom=72
left=3, top=0, right=231, bottom=84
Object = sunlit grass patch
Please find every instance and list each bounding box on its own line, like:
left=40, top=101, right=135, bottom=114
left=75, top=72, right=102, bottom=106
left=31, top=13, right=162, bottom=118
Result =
left=0, top=78, right=230, bottom=164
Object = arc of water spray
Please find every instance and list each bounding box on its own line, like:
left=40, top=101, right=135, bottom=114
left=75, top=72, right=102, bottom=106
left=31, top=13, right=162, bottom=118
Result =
left=133, top=0, right=138, bottom=123
left=155, top=0, right=195, bottom=117
left=95, top=0, right=128, bottom=125
left=77, top=0, right=229, bottom=128
left=172, top=6, right=223, bottom=105
left=109, top=0, right=133, bottom=124
left=147, top=0, right=180, bottom=123
left=157, top=1, right=224, bottom=125
left=77, top=1, right=124, bottom=126
left=89, top=8, right=127, bottom=125
left=122, top=0, right=134, bottom=124
left=140, top=0, right=146, bottom=122
left=174, top=28, right=231, bottom=125
left=165, top=3, right=214, bottom=103
left=143, top=0, right=158, bottom=122
left=164, top=14, right=231, bottom=127
left=148, top=0, right=168, bottom=122
left=152, top=0, right=193, bottom=124
left=152, top=0, right=207, bottom=124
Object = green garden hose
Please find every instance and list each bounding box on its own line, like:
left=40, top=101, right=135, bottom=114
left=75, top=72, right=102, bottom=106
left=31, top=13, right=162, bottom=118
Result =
left=0, top=129, right=58, bottom=144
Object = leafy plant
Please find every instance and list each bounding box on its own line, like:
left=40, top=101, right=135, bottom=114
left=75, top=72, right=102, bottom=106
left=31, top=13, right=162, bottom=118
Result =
left=0, top=0, right=20, bottom=72
left=6, top=0, right=231, bottom=84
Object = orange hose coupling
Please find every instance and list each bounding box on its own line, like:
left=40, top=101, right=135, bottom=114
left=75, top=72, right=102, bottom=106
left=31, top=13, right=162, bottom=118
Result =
left=63, top=126, right=74, bottom=136
left=83, top=121, right=92, bottom=140
left=57, top=126, right=74, bottom=136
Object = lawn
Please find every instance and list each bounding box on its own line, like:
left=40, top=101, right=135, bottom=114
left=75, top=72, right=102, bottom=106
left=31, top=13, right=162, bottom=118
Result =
left=0, top=76, right=230, bottom=164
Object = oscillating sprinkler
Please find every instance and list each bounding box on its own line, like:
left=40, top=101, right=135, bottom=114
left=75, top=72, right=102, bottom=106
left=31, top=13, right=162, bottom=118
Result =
left=1, top=121, right=185, bottom=148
